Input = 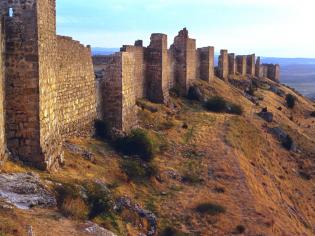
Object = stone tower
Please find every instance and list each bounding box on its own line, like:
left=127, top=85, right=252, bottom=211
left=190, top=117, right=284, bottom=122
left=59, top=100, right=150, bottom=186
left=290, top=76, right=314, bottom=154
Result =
left=0, top=0, right=63, bottom=170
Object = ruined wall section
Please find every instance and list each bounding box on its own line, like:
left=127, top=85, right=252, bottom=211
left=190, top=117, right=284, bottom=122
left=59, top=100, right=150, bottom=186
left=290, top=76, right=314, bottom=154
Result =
left=0, top=0, right=42, bottom=167
left=121, top=44, right=146, bottom=99
left=37, top=0, right=63, bottom=169
left=218, top=50, right=228, bottom=81
left=172, top=28, right=196, bottom=95
left=228, top=53, right=236, bottom=75
left=56, top=36, right=96, bottom=137
left=246, top=54, right=255, bottom=76
left=197, top=47, right=215, bottom=82
left=0, top=20, right=6, bottom=165
left=146, top=34, right=169, bottom=103
left=236, top=55, right=247, bottom=76
left=95, top=53, right=137, bottom=131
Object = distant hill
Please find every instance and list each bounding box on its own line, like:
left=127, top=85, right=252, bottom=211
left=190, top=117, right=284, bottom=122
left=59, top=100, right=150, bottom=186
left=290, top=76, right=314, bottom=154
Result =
left=92, top=47, right=119, bottom=55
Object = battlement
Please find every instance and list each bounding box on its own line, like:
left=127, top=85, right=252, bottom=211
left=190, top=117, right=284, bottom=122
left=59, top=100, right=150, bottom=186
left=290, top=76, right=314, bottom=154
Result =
left=93, top=28, right=280, bottom=133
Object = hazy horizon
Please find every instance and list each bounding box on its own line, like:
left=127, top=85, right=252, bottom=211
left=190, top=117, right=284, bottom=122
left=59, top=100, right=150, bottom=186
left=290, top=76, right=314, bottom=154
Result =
left=57, top=0, right=315, bottom=58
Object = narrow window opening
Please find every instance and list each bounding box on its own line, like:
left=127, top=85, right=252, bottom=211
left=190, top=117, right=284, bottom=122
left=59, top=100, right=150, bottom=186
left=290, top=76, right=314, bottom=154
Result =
left=9, top=8, right=14, bottom=17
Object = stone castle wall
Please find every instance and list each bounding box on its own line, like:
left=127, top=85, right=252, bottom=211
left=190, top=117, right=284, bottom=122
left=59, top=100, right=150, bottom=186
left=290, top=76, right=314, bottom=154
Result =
left=56, top=36, right=96, bottom=137
left=37, top=0, right=63, bottom=170
left=146, top=34, right=169, bottom=103
left=0, top=0, right=96, bottom=170
left=197, top=47, right=215, bottom=83
left=0, top=20, right=6, bottom=165
left=94, top=53, right=137, bottom=131
left=93, top=28, right=280, bottom=133
left=121, top=44, right=146, bottom=99
left=172, top=28, right=197, bottom=95
left=0, top=0, right=42, bottom=167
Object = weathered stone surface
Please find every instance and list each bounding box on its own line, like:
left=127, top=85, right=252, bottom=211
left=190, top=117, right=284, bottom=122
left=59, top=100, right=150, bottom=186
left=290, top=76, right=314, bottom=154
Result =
left=115, top=197, right=157, bottom=236
left=83, top=222, right=117, bottom=236
left=236, top=55, right=247, bottom=76
left=197, top=46, right=215, bottom=82
left=218, top=49, right=229, bottom=81
left=94, top=53, right=138, bottom=131
left=146, top=33, right=169, bottom=103
left=246, top=54, right=255, bottom=76
left=0, top=173, right=56, bottom=209
left=0, top=21, right=6, bottom=166
left=172, top=28, right=197, bottom=95
left=258, top=110, right=274, bottom=123
left=228, top=53, right=236, bottom=75
left=260, top=64, right=280, bottom=82
left=57, top=36, right=96, bottom=137
left=0, top=0, right=96, bottom=170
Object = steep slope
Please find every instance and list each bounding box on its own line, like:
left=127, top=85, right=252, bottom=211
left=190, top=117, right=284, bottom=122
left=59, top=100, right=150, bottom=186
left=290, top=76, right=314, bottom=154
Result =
left=0, top=76, right=314, bottom=236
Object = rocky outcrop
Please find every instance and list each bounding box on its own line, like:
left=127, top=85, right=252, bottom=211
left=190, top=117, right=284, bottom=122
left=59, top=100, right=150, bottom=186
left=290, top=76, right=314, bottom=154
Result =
left=115, top=197, right=157, bottom=236
left=0, top=173, right=56, bottom=209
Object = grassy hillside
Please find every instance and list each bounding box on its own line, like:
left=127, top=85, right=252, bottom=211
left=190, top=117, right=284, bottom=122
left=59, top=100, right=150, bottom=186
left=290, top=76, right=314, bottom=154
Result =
left=0, top=76, right=314, bottom=236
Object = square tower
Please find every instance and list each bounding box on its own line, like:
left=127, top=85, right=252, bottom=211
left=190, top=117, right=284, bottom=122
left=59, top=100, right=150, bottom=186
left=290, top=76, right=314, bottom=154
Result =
left=0, top=0, right=62, bottom=170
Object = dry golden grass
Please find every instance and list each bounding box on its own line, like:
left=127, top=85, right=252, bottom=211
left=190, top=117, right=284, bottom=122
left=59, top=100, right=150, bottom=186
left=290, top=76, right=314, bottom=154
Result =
left=0, top=76, right=314, bottom=235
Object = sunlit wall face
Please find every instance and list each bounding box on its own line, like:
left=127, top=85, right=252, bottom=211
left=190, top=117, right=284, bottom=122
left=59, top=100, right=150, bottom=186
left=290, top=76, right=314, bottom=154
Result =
left=57, top=0, right=315, bottom=57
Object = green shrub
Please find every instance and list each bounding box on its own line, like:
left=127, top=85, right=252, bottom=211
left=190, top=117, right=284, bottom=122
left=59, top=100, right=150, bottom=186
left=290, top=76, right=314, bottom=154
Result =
left=195, top=202, right=226, bottom=216
left=84, top=182, right=113, bottom=219
left=228, top=103, right=243, bottom=115
left=115, top=129, right=157, bottom=161
left=94, top=119, right=110, bottom=139
left=310, top=111, right=315, bottom=117
left=282, top=135, right=293, bottom=150
left=55, top=183, right=89, bottom=219
left=286, top=94, right=296, bottom=108
left=121, top=159, right=158, bottom=181
left=204, top=96, right=227, bottom=112
left=204, top=96, right=243, bottom=115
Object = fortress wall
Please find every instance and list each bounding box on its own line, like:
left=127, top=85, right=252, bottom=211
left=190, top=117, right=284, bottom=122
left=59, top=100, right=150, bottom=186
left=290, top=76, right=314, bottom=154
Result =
left=236, top=55, right=247, bottom=76
left=146, top=34, right=169, bottom=103
left=56, top=35, right=96, bottom=137
left=255, top=56, right=262, bottom=77
left=168, top=49, right=175, bottom=89
left=37, top=0, right=63, bottom=169
left=121, top=44, right=146, bottom=99
left=173, top=28, right=197, bottom=95
left=197, top=47, right=215, bottom=83
left=219, top=50, right=228, bottom=81
left=246, top=54, right=255, bottom=75
left=0, top=0, right=42, bottom=166
left=228, top=53, right=236, bottom=75
left=0, top=21, right=6, bottom=165
left=97, top=53, right=137, bottom=131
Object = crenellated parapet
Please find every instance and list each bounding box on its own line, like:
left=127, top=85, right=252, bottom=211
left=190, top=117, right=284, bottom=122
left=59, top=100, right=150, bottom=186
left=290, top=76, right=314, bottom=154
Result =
left=93, top=28, right=281, bottom=133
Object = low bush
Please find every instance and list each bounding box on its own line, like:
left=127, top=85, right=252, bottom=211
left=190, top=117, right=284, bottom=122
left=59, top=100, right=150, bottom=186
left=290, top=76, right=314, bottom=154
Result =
left=94, top=119, right=110, bottom=140
left=84, top=182, right=113, bottom=219
left=310, top=111, right=315, bottom=117
left=228, top=103, right=244, bottom=115
left=282, top=135, right=293, bottom=150
left=187, top=86, right=203, bottom=101
left=115, top=129, right=158, bottom=161
left=195, top=202, right=226, bottom=216
left=286, top=94, right=296, bottom=108
left=121, top=159, right=158, bottom=181
left=204, top=96, right=243, bottom=115
left=234, top=225, right=246, bottom=234
left=204, top=96, right=227, bottom=112
left=55, top=183, right=88, bottom=219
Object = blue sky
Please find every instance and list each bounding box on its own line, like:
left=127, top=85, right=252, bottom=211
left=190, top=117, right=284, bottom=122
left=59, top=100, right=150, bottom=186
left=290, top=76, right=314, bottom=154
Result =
left=56, top=0, right=315, bottom=57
